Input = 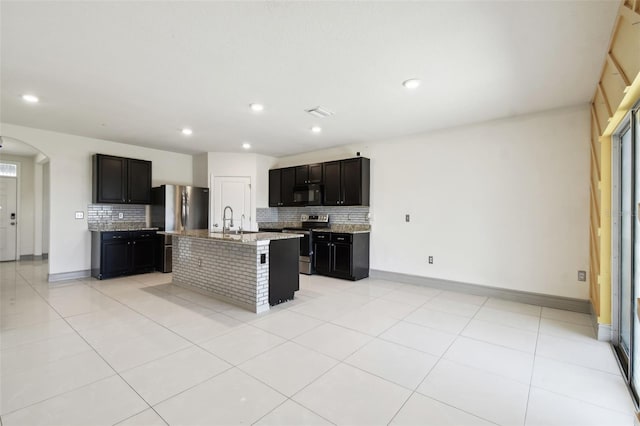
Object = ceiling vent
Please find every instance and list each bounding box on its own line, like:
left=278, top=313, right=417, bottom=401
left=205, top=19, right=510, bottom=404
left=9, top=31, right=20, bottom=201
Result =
left=305, top=106, right=334, bottom=118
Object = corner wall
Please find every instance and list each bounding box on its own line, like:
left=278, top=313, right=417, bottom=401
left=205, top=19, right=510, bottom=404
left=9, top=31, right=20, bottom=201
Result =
left=0, top=123, right=194, bottom=277
left=277, top=106, right=591, bottom=299
left=206, top=152, right=277, bottom=231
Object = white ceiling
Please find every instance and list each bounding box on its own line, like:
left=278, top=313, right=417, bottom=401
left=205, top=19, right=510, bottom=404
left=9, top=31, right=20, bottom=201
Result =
left=1, top=1, right=619, bottom=157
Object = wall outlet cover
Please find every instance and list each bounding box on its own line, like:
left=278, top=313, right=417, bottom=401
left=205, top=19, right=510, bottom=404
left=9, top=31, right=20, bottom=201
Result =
left=118, top=212, right=124, bottom=219
left=578, top=270, right=587, bottom=281
left=75, top=211, right=84, bottom=219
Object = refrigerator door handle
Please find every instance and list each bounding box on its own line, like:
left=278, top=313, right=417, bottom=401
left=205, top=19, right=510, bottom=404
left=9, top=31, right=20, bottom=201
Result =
left=181, top=190, right=187, bottom=230
left=185, top=191, right=190, bottom=227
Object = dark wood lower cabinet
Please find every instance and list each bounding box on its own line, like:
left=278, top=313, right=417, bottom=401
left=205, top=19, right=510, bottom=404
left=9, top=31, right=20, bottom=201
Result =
left=131, top=236, right=156, bottom=273
left=313, top=232, right=369, bottom=281
left=91, top=231, right=157, bottom=279
left=101, top=239, right=130, bottom=277
left=268, top=238, right=300, bottom=305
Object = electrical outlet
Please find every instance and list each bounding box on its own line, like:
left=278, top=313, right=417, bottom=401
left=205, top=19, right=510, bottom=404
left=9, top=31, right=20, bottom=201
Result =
left=578, top=270, right=586, bottom=281
left=405, top=214, right=410, bottom=222
left=428, top=256, right=433, bottom=264
left=118, top=212, right=124, bottom=219
left=74, top=211, right=84, bottom=219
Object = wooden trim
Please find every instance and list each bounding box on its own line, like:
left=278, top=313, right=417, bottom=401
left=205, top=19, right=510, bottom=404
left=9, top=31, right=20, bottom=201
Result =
left=591, top=184, right=601, bottom=228
left=592, top=104, right=603, bottom=136
left=607, top=53, right=631, bottom=87
left=621, top=2, right=640, bottom=22
left=591, top=151, right=601, bottom=185
left=590, top=135, right=601, bottom=181
left=598, top=82, right=614, bottom=117
left=590, top=217, right=601, bottom=261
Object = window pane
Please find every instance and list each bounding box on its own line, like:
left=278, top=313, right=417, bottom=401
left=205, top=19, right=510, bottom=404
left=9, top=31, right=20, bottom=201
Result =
left=0, top=163, right=17, bottom=177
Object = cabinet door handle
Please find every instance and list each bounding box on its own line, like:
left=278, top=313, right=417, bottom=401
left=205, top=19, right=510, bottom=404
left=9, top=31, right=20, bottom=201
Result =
left=112, top=236, right=123, bottom=239
left=336, top=237, right=345, bottom=241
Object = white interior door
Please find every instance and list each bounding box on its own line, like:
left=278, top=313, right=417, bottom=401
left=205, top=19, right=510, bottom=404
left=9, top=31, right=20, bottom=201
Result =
left=0, top=177, right=18, bottom=261
left=212, top=176, right=252, bottom=231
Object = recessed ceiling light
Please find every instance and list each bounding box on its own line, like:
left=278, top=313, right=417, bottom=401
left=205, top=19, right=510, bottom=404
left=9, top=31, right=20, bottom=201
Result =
left=311, top=126, right=322, bottom=133
left=250, top=103, right=264, bottom=112
left=242, top=142, right=251, bottom=149
left=402, top=79, right=421, bottom=89
left=22, top=94, right=39, bottom=103
left=181, top=128, right=193, bottom=136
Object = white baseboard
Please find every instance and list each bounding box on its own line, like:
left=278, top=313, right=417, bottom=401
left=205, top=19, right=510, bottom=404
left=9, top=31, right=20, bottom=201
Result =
left=48, top=270, right=90, bottom=282
left=370, top=269, right=591, bottom=313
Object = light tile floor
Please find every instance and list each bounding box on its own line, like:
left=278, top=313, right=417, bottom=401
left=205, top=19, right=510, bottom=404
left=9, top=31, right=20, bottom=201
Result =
left=0, top=260, right=635, bottom=425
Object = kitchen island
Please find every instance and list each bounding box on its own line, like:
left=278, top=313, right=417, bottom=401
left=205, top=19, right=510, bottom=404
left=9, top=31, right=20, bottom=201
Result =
left=160, top=230, right=301, bottom=313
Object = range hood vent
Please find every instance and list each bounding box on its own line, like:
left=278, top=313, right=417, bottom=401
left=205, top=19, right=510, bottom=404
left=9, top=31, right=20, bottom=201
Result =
left=305, top=106, right=334, bottom=118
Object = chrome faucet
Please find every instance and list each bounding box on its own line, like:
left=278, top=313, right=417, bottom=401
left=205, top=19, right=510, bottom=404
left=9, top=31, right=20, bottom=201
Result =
left=222, top=206, right=234, bottom=234
left=239, top=214, right=246, bottom=235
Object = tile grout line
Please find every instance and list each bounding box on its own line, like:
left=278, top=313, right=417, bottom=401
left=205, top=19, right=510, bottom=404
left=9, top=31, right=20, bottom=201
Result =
left=387, top=294, right=496, bottom=425
left=8, top=262, right=621, bottom=425
left=522, top=302, right=543, bottom=426
left=11, top=269, right=173, bottom=425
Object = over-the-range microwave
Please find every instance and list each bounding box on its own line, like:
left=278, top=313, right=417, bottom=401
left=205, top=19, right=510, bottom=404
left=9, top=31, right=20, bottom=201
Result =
left=293, top=184, right=323, bottom=206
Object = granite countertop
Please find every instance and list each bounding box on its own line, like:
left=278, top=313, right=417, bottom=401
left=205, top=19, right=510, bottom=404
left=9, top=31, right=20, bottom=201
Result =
left=318, top=225, right=370, bottom=234
left=258, top=222, right=371, bottom=234
left=159, top=229, right=302, bottom=245
left=89, top=227, right=159, bottom=232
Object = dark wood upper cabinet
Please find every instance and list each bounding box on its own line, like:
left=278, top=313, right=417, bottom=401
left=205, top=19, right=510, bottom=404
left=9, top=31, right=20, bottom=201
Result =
left=323, top=157, right=370, bottom=206
left=342, top=158, right=369, bottom=205
left=127, top=159, right=152, bottom=204
left=269, top=157, right=369, bottom=207
left=269, top=167, right=296, bottom=207
left=280, top=167, right=296, bottom=206
left=269, top=169, right=282, bottom=207
left=93, top=155, right=127, bottom=203
left=308, top=163, right=323, bottom=184
left=295, top=163, right=323, bottom=185
left=323, top=161, right=342, bottom=205
left=93, top=154, right=152, bottom=204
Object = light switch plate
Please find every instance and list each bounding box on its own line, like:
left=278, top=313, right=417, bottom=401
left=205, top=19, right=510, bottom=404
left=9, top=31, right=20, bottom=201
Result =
left=75, top=211, right=84, bottom=219
left=405, top=214, right=410, bottom=222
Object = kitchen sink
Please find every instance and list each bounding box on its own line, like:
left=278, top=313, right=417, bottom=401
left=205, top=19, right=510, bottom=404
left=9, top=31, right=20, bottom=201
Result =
left=212, top=230, right=259, bottom=235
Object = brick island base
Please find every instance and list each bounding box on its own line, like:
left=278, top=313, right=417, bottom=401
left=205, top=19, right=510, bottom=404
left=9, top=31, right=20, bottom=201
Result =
left=168, top=231, right=300, bottom=313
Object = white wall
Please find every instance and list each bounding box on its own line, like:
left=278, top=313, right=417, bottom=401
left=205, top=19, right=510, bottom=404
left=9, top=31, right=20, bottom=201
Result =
left=42, top=161, right=50, bottom=255
left=275, top=106, right=591, bottom=299
left=207, top=153, right=276, bottom=231
left=1, top=123, right=193, bottom=277
left=192, top=153, right=208, bottom=188
left=255, top=154, right=278, bottom=208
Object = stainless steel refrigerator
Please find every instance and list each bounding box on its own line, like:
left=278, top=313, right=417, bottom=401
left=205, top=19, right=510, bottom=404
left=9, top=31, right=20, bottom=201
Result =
left=151, top=185, right=209, bottom=272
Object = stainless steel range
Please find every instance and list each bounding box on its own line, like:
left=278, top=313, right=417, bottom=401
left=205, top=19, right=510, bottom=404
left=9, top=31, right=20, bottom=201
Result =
left=282, top=214, right=329, bottom=275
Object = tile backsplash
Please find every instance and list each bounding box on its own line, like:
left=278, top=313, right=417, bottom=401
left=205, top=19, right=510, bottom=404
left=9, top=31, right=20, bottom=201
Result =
left=256, top=206, right=369, bottom=225
left=87, top=204, right=147, bottom=229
